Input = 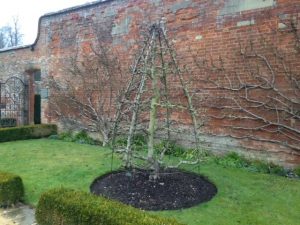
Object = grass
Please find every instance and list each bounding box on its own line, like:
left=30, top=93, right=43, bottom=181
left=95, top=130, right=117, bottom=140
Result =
left=0, top=139, right=119, bottom=205
left=0, top=139, right=300, bottom=225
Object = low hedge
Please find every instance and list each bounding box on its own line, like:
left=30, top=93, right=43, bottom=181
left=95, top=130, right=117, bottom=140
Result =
left=36, top=188, right=185, bottom=225
left=0, top=172, right=24, bottom=207
left=0, top=124, right=57, bottom=142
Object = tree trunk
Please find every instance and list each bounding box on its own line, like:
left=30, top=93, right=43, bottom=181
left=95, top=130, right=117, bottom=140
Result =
left=147, top=43, right=160, bottom=178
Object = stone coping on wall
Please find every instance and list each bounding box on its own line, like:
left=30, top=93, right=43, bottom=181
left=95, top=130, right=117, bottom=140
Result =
left=0, top=0, right=112, bottom=53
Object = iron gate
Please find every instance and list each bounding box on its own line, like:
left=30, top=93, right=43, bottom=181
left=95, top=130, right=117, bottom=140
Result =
left=0, top=77, right=29, bottom=127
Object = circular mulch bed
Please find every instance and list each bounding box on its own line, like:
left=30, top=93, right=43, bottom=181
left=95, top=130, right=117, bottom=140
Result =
left=90, top=169, right=217, bottom=210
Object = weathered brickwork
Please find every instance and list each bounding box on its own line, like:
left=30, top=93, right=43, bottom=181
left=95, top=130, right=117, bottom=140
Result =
left=0, top=0, right=299, bottom=167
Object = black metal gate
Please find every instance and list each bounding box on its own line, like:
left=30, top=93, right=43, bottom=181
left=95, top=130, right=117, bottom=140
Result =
left=0, top=77, right=29, bottom=127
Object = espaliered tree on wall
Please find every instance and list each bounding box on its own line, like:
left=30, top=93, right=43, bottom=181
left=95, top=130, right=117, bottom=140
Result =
left=193, top=18, right=300, bottom=152
left=48, top=31, right=127, bottom=146
left=113, top=23, right=204, bottom=180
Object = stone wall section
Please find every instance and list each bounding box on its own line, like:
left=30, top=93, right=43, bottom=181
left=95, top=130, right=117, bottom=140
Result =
left=0, top=0, right=299, bottom=167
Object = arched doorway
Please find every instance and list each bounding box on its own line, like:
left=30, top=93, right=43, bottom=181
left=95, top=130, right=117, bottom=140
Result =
left=0, top=76, right=29, bottom=127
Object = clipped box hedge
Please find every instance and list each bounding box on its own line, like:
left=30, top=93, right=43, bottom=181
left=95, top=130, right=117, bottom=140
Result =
left=36, top=188, right=185, bottom=225
left=0, top=124, right=57, bottom=142
left=0, top=172, right=24, bottom=207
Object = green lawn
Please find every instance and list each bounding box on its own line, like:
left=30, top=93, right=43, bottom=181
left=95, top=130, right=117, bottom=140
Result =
left=0, top=139, right=299, bottom=225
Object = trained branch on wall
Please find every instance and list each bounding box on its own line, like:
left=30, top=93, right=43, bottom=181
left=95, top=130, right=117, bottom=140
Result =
left=48, top=28, right=129, bottom=146
left=193, top=18, right=300, bottom=151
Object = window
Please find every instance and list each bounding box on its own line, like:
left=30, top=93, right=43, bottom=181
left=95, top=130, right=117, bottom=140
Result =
left=34, top=70, right=41, bottom=82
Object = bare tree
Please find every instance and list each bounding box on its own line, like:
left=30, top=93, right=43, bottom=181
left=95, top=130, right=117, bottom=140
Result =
left=0, top=17, right=23, bottom=49
left=6, top=17, right=23, bottom=47
left=193, top=18, right=300, bottom=152
left=0, top=27, right=6, bottom=49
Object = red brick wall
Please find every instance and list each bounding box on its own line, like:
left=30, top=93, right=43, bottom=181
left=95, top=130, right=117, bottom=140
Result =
left=0, top=0, right=299, bottom=167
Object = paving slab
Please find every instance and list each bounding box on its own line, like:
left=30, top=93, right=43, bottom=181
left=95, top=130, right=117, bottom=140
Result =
left=0, top=204, right=36, bottom=225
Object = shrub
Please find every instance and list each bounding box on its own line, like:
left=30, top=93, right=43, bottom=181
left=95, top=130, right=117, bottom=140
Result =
left=214, top=152, right=288, bottom=176
left=155, top=140, right=186, bottom=157
left=214, top=152, right=250, bottom=168
left=48, top=134, right=59, bottom=140
left=0, top=118, right=17, bottom=128
left=115, top=134, right=147, bottom=151
left=36, top=188, right=185, bottom=225
left=0, top=124, right=57, bottom=142
left=73, top=131, right=95, bottom=145
left=57, top=130, right=99, bottom=145
left=247, top=160, right=270, bottom=173
left=58, top=131, right=74, bottom=142
left=267, top=163, right=287, bottom=176
left=114, top=136, right=128, bottom=147
left=0, top=172, right=24, bottom=207
left=132, top=134, right=147, bottom=146
left=294, top=166, right=300, bottom=177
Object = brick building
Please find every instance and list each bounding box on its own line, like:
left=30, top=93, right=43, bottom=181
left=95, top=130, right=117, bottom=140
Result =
left=0, top=0, right=299, bottom=167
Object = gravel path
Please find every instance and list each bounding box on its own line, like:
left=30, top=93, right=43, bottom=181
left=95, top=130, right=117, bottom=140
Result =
left=0, top=214, right=14, bottom=225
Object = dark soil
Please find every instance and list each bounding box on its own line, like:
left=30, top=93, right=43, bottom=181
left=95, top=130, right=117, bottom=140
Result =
left=90, top=169, right=217, bottom=210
